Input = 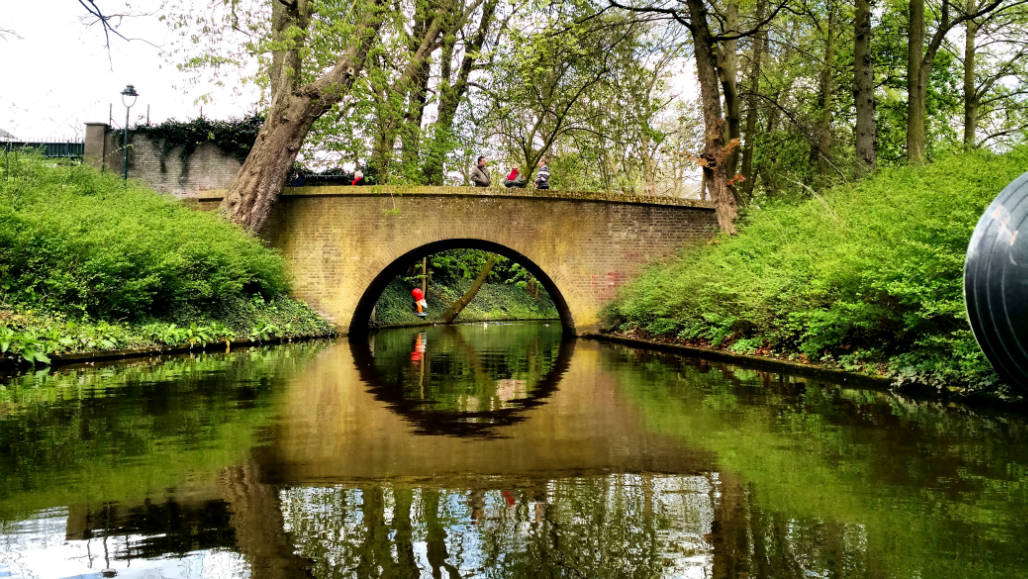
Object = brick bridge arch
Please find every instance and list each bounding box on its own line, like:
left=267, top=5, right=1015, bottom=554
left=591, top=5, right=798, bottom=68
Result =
left=197, top=186, right=718, bottom=334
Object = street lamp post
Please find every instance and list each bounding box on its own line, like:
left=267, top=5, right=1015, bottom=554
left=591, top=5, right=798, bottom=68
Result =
left=120, top=85, right=139, bottom=181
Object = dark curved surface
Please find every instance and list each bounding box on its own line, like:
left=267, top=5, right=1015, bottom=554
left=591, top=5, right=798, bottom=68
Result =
left=964, top=171, right=1028, bottom=389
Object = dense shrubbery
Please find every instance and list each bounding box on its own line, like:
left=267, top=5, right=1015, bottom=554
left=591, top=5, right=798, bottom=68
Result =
left=0, top=155, right=288, bottom=320
left=0, top=155, right=330, bottom=364
left=605, top=147, right=1028, bottom=393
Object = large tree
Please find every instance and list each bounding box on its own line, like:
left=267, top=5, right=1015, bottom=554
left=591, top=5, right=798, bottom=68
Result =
left=610, top=0, right=788, bottom=233
left=853, top=0, right=876, bottom=176
left=219, top=1, right=475, bottom=231
left=905, top=0, right=1010, bottom=164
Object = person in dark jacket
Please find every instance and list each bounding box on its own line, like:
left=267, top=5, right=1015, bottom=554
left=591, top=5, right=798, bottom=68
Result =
left=504, top=165, right=526, bottom=188
left=470, top=156, right=491, bottom=187
left=534, top=158, right=551, bottom=190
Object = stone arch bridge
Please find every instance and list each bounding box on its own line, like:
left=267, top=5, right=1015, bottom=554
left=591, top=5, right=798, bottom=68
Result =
left=195, top=186, right=717, bottom=335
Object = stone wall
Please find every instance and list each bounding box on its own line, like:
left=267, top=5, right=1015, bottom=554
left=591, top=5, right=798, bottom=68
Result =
left=83, top=123, right=241, bottom=196
left=196, top=186, right=719, bottom=334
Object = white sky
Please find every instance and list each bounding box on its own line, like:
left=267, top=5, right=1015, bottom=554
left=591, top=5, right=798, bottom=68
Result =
left=1, top=1, right=258, bottom=141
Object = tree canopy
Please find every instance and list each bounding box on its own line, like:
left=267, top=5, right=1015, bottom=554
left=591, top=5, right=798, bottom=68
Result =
left=160, top=0, right=1028, bottom=232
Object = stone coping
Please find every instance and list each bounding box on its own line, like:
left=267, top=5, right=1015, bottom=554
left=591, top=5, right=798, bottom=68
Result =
left=191, top=185, right=715, bottom=210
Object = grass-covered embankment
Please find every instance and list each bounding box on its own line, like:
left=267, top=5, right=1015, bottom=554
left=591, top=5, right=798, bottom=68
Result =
left=372, top=277, right=559, bottom=327
left=604, top=147, right=1028, bottom=395
left=0, top=155, right=332, bottom=365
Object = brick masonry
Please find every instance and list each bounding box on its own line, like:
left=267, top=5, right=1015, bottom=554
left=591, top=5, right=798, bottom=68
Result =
left=197, top=187, right=719, bottom=335
left=84, top=123, right=241, bottom=196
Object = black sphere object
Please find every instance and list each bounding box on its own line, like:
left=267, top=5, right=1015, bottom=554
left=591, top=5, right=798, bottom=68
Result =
left=964, top=171, right=1028, bottom=389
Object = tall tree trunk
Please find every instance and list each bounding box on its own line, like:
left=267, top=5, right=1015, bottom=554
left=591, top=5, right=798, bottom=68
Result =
left=963, top=2, right=979, bottom=150
left=220, top=1, right=384, bottom=231
left=853, top=0, right=876, bottom=177
left=816, top=7, right=837, bottom=183
left=422, top=0, right=499, bottom=185
left=908, top=0, right=1003, bottom=163
left=401, top=9, right=433, bottom=170
left=687, top=0, right=737, bottom=234
left=740, top=0, right=767, bottom=201
left=720, top=0, right=742, bottom=177
left=221, top=96, right=323, bottom=232
left=400, top=61, right=431, bottom=169
left=906, top=0, right=927, bottom=165
left=441, top=255, right=496, bottom=323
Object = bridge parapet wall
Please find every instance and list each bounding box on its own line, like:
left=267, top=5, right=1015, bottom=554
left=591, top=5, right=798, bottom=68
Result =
left=195, top=187, right=718, bottom=334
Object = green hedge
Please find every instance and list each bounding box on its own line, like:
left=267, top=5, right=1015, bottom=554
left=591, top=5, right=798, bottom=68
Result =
left=605, top=146, right=1028, bottom=393
left=0, top=155, right=289, bottom=320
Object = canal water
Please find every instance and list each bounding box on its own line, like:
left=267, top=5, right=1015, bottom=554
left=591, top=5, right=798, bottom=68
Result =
left=0, top=322, right=1025, bottom=578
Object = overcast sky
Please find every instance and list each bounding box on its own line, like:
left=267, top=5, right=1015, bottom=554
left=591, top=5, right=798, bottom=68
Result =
left=2, top=1, right=258, bottom=141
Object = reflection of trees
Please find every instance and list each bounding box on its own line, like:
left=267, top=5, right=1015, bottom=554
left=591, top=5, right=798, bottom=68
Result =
left=352, top=323, right=574, bottom=436
left=280, top=474, right=720, bottom=578
left=0, top=343, right=326, bottom=521
left=602, top=344, right=1028, bottom=578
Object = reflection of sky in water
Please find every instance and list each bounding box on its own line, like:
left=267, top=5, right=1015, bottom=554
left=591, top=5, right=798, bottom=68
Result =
left=0, top=508, right=248, bottom=578
left=279, top=474, right=718, bottom=578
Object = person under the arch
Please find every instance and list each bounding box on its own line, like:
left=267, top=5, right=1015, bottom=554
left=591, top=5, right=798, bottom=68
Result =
left=411, top=287, right=428, bottom=317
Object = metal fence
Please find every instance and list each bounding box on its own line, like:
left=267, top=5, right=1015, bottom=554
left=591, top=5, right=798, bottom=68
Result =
left=2, top=140, right=84, bottom=159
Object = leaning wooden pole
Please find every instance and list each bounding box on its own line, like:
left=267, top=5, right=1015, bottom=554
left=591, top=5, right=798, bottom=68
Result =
left=440, top=256, right=497, bottom=323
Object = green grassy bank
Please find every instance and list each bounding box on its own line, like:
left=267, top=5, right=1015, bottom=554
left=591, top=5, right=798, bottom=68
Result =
left=372, top=277, right=559, bottom=327
left=604, top=147, right=1028, bottom=396
left=0, top=155, right=331, bottom=366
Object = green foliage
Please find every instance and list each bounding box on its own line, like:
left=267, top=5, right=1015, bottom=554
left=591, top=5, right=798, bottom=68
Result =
left=0, top=155, right=331, bottom=366
left=0, top=155, right=288, bottom=320
left=133, top=114, right=264, bottom=167
left=372, top=273, right=558, bottom=327
left=606, top=147, right=1028, bottom=393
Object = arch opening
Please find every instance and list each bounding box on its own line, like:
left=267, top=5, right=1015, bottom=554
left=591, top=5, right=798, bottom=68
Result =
left=348, top=239, right=574, bottom=335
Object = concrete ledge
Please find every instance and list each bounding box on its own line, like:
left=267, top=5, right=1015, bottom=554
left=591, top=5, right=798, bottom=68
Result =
left=586, top=332, right=1028, bottom=409
left=0, top=332, right=336, bottom=373
left=584, top=332, right=892, bottom=387
left=192, top=186, right=716, bottom=210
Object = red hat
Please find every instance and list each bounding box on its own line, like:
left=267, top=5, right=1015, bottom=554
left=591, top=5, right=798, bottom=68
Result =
left=411, top=287, right=424, bottom=300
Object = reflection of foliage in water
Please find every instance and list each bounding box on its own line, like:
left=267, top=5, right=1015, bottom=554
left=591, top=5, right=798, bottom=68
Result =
left=604, top=345, right=1028, bottom=578
left=369, top=323, right=564, bottom=413
left=280, top=474, right=717, bottom=578
left=0, top=342, right=328, bottom=520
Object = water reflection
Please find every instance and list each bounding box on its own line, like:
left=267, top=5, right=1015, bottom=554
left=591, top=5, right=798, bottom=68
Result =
left=280, top=474, right=718, bottom=578
left=0, top=324, right=1025, bottom=578
left=350, top=323, right=573, bottom=436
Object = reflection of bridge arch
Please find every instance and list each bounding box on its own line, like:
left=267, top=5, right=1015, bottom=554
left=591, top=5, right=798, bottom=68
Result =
left=350, top=325, right=575, bottom=437
left=196, top=187, right=718, bottom=334
left=350, top=239, right=574, bottom=334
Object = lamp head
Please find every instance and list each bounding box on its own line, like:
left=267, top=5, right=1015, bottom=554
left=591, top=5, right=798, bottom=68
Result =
left=120, top=84, right=139, bottom=107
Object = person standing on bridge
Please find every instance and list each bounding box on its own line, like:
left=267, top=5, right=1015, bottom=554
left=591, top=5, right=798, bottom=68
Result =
left=470, top=156, right=491, bottom=187
left=534, top=158, right=550, bottom=190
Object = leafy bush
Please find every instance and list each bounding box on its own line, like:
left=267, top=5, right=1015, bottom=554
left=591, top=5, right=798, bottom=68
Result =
left=0, top=155, right=289, bottom=320
left=0, top=155, right=332, bottom=366
left=605, top=146, right=1028, bottom=392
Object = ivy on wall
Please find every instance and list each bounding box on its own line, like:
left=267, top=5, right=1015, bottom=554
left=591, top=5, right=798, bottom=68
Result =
left=132, top=115, right=263, bottom=173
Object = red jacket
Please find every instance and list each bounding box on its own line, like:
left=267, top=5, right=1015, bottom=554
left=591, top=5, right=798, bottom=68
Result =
left=506, top=168, right=519, bottom=181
